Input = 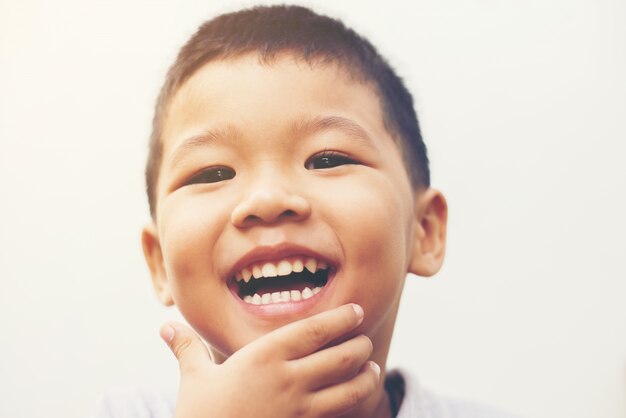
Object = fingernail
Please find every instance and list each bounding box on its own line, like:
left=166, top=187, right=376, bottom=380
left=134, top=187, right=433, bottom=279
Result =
left=369, top=361, right=381, bottom=379
left=352, top=303, right=364, bottom=323
left=160, top=324, right=175, bottom=343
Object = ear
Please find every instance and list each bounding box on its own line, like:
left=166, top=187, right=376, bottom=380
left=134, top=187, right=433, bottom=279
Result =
left=408, top=188, right=448, bottom=277
left=141, top=223, right=174, bottom=306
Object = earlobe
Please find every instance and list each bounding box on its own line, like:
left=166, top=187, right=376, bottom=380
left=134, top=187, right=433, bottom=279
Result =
left=141, top=223, right=175, bottom=306
left=408, top=188, right=448, bottom=277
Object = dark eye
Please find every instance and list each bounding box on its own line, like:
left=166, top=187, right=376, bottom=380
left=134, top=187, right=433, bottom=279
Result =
left=186, top=166, right=235, bottom=185
left=305, top=151, right=358, bottom=170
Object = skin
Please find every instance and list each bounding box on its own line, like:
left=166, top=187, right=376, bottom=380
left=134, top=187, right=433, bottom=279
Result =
left=142, top=54, right=448, bottom=418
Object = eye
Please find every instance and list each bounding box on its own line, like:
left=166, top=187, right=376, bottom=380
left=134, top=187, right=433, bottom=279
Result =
left=305, top=151, right=359, bottom=170
left=186, top=166, right=235, bottom=185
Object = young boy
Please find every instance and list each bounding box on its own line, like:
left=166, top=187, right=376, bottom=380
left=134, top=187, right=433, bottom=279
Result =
left=98, top=5, right=515, bottom=418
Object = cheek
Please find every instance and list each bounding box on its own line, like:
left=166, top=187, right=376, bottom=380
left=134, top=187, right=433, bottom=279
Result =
left=321, top=179, right=412, bottom=299
left=157, top=196, right=254, bottom=356
left=158, top=197, right=230, bottom=332
left=331, top=179, right=412, bottom=266
left=320, top=174, right=413, bottom=323
left=159, top=195, right=226, bottom=278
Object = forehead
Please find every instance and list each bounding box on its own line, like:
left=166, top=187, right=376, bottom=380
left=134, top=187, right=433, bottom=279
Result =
left=160, top=54, right=389, bottom=156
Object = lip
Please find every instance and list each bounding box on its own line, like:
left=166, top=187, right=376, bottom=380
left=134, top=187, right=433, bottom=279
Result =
left=225, top=242, right=338, bottom=318
left=225, top=242, right=337, bottom=282
left=229, top=269, right=336, bottom=318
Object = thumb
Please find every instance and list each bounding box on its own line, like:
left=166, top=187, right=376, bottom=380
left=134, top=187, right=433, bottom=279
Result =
left=160, top=321, right=212, bottom=374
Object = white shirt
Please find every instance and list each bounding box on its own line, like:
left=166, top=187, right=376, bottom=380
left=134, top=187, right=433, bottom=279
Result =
left=93, top=369, right=518, bottom=418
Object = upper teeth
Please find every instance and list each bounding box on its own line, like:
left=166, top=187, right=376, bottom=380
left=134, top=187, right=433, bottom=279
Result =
left=235, top=257, right=328, bottom=282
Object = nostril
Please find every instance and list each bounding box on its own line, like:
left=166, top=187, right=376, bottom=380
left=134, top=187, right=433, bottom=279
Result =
left=282, top=209, right=297, bottom=218
left=244, top=210, right=297, bottom=225
left=231, top=190, right=312, bottom=227
left=244, top=214, right=263, bottom=224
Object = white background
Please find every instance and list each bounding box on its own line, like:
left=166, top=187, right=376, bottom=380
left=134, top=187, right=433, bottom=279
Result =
left=1, top=0, right=625, bottom=417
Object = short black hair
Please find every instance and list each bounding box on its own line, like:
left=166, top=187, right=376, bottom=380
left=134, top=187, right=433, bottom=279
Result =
left=146, top=5, right=430, bottom=217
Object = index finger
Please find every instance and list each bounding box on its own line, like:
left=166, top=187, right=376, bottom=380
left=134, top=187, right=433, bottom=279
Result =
left=255, top=303, right=364, bottom=360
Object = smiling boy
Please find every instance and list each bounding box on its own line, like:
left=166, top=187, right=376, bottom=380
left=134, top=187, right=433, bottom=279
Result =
left=99, top=5, right=516, bottom=418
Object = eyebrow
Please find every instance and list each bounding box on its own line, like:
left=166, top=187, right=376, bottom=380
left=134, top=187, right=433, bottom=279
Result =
left=290, top=115, right=375, bottom=145
left=168, top=115, right=375, bottom=168
left=167, top=126, right=240, bottom=169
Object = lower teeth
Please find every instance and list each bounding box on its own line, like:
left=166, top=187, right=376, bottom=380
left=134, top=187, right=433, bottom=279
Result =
left=243, top=286, right=322, bottom=305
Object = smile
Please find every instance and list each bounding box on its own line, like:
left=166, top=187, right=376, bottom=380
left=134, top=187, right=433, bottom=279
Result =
left=231, top=257, right=331, bottom=305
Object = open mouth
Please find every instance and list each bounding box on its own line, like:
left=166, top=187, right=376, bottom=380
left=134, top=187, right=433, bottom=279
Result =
left=231, top=257, right=331, bottom=305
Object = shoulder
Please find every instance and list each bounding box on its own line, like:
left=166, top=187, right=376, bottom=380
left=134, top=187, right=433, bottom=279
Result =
left=389, top=369, right=520, bottom=418
left=91, top=386, right=175, bottom=418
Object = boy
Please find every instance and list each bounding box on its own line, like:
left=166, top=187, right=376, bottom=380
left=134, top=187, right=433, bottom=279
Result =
left=99, top=5, right=514, bottom=418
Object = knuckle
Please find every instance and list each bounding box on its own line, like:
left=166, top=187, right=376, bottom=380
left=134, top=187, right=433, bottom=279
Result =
left=340, top=373, right=377, bottom=411
left=172, top=336, right=194, bottom=359
left=343, top=387, right=364, bottom=410
left=301, top=393, right=318, bottom=417
left=241, top=339, right=267, bottom=363
left=280, top=363, right=297, bottom=390
left=305, top=319, right=328, bottom=346
left=337, top=350, right=357, bottom=370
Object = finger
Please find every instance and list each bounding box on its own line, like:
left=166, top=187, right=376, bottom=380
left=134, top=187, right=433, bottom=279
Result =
left=307, top=361, right=380, bottom=417
left=291, top=334, right=373, bottom=390
left=160, top=321, right=212, bottom=374
left=256, top=303, right=364, bottom=360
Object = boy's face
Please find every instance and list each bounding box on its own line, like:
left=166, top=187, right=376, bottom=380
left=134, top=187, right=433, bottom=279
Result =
left=143, top=54, right=436, bottom=362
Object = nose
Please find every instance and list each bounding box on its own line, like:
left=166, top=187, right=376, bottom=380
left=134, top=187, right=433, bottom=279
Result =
left=230, top=183, right=312, bottom=228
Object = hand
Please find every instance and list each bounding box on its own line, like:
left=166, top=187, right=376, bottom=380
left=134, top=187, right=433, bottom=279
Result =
left=160, top=304, right=380, bottom=418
